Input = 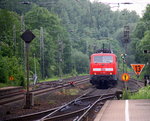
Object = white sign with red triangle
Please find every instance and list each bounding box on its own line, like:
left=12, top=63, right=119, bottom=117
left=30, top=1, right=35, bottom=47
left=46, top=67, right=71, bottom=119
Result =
left=131, top=64, right=145, bottom=75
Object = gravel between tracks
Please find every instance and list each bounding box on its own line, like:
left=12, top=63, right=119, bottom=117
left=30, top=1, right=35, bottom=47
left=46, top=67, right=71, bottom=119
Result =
left=0, top=83, right=91, bottom=121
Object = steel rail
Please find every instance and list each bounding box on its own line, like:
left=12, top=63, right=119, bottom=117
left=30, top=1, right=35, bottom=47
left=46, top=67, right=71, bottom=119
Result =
left=39, top=88, right=95, bottom=120
left=42, top=94, right=115, bottom=121
left=0, top=91, right=24, bottom=100
left=124, top=78, right=144, bottom=93
left=43, top=106, right=90, bottom=121
left=5, top=107, right=58, bottom=121
left=130, top=78, right=144, bottom=88
left=0, top=76, right=90, bottom=105
left=5, top=88, right=95, bottom=121
left=76, top=95, right=115, bottom=121
left=38, top=89, right=115, bottom=121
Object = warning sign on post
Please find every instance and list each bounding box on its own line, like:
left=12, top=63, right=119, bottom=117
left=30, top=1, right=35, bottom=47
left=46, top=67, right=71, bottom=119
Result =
left=131, top=64, right=145, bottom=75
left=121, top=73, right=130, bottom=82
left=9, top=76, right=14, bottom=81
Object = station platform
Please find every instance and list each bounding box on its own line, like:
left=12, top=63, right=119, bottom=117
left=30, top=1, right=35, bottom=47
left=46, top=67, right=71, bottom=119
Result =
left=94, top=99, right=150, bottom=121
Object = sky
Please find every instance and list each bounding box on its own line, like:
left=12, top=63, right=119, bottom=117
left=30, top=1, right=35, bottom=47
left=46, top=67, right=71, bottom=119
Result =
left=90, top=0, right=150, bottom=17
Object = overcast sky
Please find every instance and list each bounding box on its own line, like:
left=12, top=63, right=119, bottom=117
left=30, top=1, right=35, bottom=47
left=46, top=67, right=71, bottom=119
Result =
left=90, top=0, right=150, bottom=17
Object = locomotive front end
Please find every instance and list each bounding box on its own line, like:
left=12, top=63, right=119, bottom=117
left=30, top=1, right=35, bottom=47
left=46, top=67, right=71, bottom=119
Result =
left=90, top=53, right=118, bottom=88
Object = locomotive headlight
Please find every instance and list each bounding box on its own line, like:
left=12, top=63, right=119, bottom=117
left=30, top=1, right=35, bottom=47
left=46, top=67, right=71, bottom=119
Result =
left=93, top=68, right=101, bottom=71
left=105, top=68, right=113, bottom=71
left=110, top=73, right=112, bottom=75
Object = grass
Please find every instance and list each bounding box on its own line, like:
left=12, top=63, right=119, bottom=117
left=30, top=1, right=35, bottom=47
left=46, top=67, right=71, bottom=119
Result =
left=39, top=73, right=89, bottom=82
left=122, top=86, right=150, bottom=99
left=60, top=88, right=79, bottom=95
left=0, top=83, right=11, bottom=88
left=39, top=75, right=72, bottom=82
left=48, top=100, right=56, bottom=105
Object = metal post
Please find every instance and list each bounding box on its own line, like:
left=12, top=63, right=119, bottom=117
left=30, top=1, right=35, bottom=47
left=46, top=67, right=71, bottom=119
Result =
left=25, top=43, right=30, bottom=108
left=123, top=60, right=124, bottom=73
left=125, top=43, right=127, bottom=73
left=34, top=53, right=37, bottom=76
left=21, top=15, right=26, bottom=72
left=103, top=43, right=104, bottom=52
left=21, top=29, right=35, bottom=109
left=13, top=25, right=16, bottom=55
left=40, top=27, right=45, bottom=79
left=123, top=26, right=130, bottom=90
left=26, top=44, right=29, bottom=93
left=24, top=43, right=34, bottom=108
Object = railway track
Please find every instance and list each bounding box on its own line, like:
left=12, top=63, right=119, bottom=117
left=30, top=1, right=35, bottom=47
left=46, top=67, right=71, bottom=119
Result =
left=1, top=75, right=145, bottom=121
left=6, top=88, right=116, bottom=121
left=0, top=75, right=144, bottom=105
left=0, top=75, right=90, bottom=105
left=127, top=78, right=144, bottom=93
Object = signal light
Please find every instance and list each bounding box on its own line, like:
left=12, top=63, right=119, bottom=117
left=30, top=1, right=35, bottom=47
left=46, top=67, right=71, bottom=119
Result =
left=144, top=50, right=147, bottom=53
left=121, top=54, right=127, bottom=59
left=144, top=50, right=150, bottom=53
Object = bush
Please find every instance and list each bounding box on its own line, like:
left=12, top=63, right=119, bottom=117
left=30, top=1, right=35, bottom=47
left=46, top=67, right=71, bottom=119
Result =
left=122, top=89, right=130, bottom=99
left=0, top=57, right=9, bottom=83
left=122, top=86, right=150, bottom=99
left=129, top=86, right=150, bottom=99
left=0, top=56, right=25, bottom=87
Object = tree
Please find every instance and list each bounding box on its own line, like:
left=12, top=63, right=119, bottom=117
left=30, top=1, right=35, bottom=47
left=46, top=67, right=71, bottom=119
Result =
left=131, top=5, right=150, bottom=76
left=0, top=9, right=25, bottom=86
left=25, top=5, right=72, bottom=78
left=72, top=49, right=89, bottom=74
left=0, top=9, right=21, bottom=57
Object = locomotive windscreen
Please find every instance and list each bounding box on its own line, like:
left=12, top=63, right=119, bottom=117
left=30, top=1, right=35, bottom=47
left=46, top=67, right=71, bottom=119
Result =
left=94, top=56, right=113, bottom=63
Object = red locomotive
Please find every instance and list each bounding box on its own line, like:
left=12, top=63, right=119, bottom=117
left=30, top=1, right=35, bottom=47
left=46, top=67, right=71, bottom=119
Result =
left=89, top=49, right=118, bottom=88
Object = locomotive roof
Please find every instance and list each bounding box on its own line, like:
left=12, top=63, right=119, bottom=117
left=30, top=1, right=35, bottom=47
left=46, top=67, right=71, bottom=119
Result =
left=91, top=53, right=117, bottom=56
left=95, top=49, right=113, bottom=53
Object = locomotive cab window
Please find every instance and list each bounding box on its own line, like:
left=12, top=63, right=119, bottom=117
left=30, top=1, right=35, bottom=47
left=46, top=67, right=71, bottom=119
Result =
left=94, top=56, right=113, bottom=63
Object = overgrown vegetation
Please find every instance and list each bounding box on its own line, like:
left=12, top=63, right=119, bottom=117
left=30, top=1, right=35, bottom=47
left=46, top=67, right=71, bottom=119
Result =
left=122, top=86, right=150, bottom=99
left=130, top=5, right=150, bottom=75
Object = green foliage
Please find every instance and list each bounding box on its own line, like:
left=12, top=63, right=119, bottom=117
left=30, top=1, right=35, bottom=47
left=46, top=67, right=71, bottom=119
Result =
left=122, top=89, right=130, bottom=99
left=0, top=9, right=25, bottom=87
left=25, top=5, right=61, bottom=31
left=135, top=31, right=150, bottom=76
left=71, top=69, right=78, bottom=77
left=0, top=9, right=21, bottom=57
left=143, top=5, right=150, bottom=23
left=0, top=0, right=143, bottom=87
left=0, top=0, right=32, bottom=14
left=0, top=83, right=11, bottom=88
left=0, top=56, right=25, bottom=86
left=72, top=49, right=89, bottom=74
left=0, top=56, right=8, bottom=83
left=133, top=21, right=147, bottom=39
left=132, top=4, right=150, bottom=76
left=123, top=86, right=150, bottom=99
left=25, top=5, right=72, bottom=78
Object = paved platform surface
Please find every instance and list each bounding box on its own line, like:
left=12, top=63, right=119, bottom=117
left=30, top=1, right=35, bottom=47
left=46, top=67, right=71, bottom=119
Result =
left=94, top=99, right=150, bottom=121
